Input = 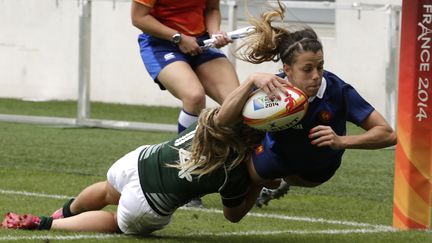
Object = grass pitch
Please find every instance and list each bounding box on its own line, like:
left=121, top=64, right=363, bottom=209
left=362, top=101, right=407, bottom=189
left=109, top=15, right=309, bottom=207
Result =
left=0, top=99, right=430, bottom=242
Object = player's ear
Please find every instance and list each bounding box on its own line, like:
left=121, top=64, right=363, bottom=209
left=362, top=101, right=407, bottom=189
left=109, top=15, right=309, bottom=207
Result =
left=283, top=63, right=292, bottom=77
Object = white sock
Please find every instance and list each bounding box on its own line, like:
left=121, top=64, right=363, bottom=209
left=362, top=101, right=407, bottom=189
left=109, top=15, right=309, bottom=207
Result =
left=178, top=109, right=198, bottom=133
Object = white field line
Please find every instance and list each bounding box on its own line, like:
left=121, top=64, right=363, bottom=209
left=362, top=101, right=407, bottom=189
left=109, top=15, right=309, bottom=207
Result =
left=0, top=187, right=403, bottom=241
left=0, top=188, right=393, bottom=229
left=180, top=207, right=395, bottom=231
left=0, top=228, right=397, bottom=242
left=184, top=228, right=398, bottom=237
left=0, top=189, right=70, bottom=200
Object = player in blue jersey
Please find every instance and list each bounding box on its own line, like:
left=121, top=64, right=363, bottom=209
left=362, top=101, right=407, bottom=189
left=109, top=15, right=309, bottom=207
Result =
left=231, top=2, right=397, bottom=207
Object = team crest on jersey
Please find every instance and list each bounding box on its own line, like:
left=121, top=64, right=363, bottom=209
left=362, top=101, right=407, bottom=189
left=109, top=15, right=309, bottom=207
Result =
left=176, top=148, right=206, bottom=182
left=318, top=110, right=332, bottom=124
left=255, top=144, right=264, bottom=155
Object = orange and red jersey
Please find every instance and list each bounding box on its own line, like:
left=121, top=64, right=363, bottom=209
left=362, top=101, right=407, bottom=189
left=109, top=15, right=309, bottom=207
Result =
left=134, top=0, right=207, bottom=36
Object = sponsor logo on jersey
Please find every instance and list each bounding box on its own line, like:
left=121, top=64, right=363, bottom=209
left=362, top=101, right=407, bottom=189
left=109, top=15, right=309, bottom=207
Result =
left=291, top=124, right=303, bottom=129
left=164, top=52, right=176, bottom=61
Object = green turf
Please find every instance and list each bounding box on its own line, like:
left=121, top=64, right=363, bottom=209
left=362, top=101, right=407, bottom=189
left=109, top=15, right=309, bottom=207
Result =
left=0, top=98, right=180, bottom=124
left=0, top=98, right=430, bottom=242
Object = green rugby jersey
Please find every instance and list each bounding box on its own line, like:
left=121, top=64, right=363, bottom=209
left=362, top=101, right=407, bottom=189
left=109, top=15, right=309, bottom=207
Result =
left=137, top=123, right=250, bottom=216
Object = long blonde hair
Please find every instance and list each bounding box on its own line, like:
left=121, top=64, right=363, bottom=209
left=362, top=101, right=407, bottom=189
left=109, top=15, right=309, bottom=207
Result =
left=237, top=0, right=323, bottom=65
left=171, top=108, right=264, bottom=178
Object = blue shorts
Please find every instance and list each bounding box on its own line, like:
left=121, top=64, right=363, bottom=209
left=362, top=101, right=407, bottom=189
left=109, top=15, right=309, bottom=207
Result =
left=138, top=33, right=227, bottom=90
left=252, top=140, right=340, bottom=183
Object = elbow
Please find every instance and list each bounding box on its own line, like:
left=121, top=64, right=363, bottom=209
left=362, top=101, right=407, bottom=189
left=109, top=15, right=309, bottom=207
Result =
left=223, top=209, right=246, bottom=223
left=389, top=132, right=397, bottom=146
left=131, top=2, right=145, bottom=29
left=386, top=126, right=397, bottom=146
left=224, top=214, right=244, bottom=223
left=131, top=11, right=146, bottom=29
left=229, top=218, right=243, bottom=223
left=223, top=202, right=249, bottom=223
left=382, top=127, right=397, bottom=147
left=214, top=111, right=239, bottom=127
left=131, top=16, right=140, bottom=28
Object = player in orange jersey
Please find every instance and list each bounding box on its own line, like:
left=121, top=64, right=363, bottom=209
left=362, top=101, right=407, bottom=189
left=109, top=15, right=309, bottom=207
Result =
left=131, top=1, right=240, bottom=207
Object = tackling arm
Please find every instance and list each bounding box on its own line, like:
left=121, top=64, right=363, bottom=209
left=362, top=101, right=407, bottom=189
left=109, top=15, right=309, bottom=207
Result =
left=222, top=183, right=262, bottom=223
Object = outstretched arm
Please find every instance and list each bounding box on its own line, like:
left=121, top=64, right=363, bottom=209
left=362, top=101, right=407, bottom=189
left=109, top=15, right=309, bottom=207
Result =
left=309, top=110, right=397, bottom=150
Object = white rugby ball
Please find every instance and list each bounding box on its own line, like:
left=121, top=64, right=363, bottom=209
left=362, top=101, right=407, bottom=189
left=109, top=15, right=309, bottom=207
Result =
left=242, top=86, right=308, bottom=132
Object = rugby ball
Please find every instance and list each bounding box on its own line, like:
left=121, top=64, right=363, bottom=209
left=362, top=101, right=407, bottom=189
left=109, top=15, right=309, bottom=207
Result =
left=242, top=86, right=308, bottom=132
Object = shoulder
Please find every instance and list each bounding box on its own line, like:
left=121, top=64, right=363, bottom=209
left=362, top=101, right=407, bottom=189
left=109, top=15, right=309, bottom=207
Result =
left=323, top=70, right=348, bottom=86
left=322, top=70, right=359, bottom=96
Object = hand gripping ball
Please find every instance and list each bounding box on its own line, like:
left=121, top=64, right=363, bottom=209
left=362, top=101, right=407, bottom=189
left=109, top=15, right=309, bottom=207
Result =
left=242, top=86, right=308, bottom=132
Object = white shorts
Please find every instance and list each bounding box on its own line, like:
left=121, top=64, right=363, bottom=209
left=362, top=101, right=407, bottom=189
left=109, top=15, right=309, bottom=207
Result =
left=107, top=145, right=172, bottom=235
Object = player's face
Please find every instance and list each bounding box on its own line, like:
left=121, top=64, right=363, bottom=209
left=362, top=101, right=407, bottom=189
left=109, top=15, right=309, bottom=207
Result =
left=283, top=50, right=324, bottom=98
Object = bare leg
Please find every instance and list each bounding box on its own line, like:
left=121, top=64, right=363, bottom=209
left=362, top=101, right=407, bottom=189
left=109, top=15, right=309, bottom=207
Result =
left=3, top=182, right=120, bottom=233
left=52, top=211, right=120, bottom=233
left=70, top=181, right=120, bottom=215
left=196, top=57, right=240, bottom=104
left=50, top=181, right=121, bottom=233
left=158, top=61, right=206, bottom=115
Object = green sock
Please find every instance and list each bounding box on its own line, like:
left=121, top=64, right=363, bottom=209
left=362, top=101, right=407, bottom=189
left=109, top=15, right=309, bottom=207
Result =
left=37, top=216, right=53, bottom=230
left=62, top=198, right=75, bottom=218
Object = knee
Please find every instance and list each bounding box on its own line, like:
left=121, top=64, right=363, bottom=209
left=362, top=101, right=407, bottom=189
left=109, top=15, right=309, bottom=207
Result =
left=181, top=90, right=206, bottom=111
left=105, top=182, right=121, bottom=204
left=112, top=213, right=122, bottom=233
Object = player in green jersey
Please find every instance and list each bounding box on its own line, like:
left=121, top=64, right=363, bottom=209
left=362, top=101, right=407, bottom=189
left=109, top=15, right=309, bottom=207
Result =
left=2, top=85, right=281, bottom=234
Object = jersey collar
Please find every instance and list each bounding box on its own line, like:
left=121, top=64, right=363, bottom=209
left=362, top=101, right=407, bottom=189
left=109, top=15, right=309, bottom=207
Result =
left=308, top=77, right=326, bottom=102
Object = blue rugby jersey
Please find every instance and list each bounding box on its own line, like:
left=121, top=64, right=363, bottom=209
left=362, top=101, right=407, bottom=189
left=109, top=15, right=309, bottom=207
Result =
left=252, top=70, right=375, bottom=180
